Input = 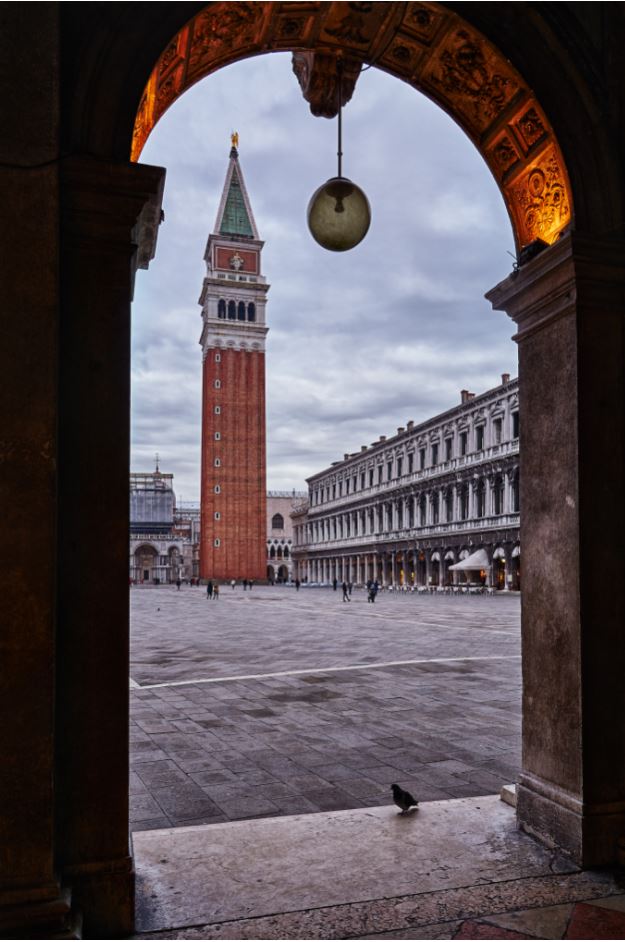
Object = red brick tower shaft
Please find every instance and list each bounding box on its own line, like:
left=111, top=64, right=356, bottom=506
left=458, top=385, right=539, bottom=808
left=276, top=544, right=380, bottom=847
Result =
left=198, top=138, right=269, bottom=581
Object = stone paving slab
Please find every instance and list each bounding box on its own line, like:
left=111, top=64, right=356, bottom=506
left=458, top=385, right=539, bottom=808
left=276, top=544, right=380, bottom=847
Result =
left=133, top=796, right=625, bottom=939
left=132, top=797, right=568, bottom=933
left=130, top=586, right=521, bottom=829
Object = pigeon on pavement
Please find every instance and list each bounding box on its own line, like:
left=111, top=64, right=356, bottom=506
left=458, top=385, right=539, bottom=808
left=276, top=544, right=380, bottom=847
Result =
left=391, top=783, right=419, bottom=814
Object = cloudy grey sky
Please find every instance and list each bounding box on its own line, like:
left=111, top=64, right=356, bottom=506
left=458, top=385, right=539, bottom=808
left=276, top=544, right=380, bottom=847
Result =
left=132, top=52, right=517, bottom=501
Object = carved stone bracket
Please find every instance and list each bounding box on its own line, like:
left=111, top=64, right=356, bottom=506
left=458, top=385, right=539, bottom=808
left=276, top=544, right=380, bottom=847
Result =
left=292, top=51, right=363, bottom=118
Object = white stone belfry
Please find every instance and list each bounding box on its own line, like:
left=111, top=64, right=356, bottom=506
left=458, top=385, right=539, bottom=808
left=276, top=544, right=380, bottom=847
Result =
left=198, top=140, right=270, bottom=356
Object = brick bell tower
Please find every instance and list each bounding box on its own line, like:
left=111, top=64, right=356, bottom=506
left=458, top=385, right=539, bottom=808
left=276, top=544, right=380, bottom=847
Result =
left=198, top=134, right=269, bottom=581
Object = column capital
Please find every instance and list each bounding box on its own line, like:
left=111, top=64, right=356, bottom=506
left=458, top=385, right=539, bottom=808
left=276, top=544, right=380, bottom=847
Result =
left=486, top=231, right=625, bottom=343
left=61, top=155, right=165, bottom=292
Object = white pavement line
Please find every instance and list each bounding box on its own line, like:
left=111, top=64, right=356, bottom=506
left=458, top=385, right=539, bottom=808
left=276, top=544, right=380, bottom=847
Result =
left=133, top=654, right=521, bottom=690
left=129, top=678, right=140, bottom=688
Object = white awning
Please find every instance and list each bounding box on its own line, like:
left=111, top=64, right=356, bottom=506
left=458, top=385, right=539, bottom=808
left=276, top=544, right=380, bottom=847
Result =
left=431, top=551, right=441, bottom=562
left=449, top=548, right=490, bottom=571
left=444, top=550, right=455, bottom=561
left=512, top=545, right=521, bottom=558
left=493, top=547, right=506, bottom=560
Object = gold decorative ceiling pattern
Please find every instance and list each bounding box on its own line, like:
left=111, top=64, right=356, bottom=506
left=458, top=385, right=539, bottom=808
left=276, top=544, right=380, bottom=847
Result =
left=132, top=1, right=572, bottom=249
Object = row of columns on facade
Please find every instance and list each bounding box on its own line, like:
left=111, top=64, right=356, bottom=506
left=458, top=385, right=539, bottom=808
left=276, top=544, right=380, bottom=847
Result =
left=296, top=546, right=520, bottom=589
left=304, top=472, right=519, bottom=543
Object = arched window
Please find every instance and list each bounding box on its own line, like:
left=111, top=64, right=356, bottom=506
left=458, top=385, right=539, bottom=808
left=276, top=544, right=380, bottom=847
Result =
left=237, top=301, right=246, bottom=321
left=270, top=546, right=276, bottom=559
left=419, top=494, right=427, bottom=526
left=476, top=480, right=485, bottom=518
left=284, top=546, right=289, bottom=559
left=276, top=546, right=283, bottom=559
left=493, top=475, right=505, bottom=515
left=460, top=485, right=469, bottom=520
left=218, top=299, right=226, bottom=319
left=248, top=302, right=256, bottom=322
left=431, top=492, right=440, bottom=524
left=445, top=487, right=454, bottom=522
left=512, top=470, right=520, bottom=512
left=227, top=300, right=236, bottom=320
left=272, top=513, right=284, bottom=530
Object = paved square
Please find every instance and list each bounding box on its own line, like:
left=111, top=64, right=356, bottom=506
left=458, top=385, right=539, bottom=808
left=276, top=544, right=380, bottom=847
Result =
left=130, top=585, right=521, bottom=831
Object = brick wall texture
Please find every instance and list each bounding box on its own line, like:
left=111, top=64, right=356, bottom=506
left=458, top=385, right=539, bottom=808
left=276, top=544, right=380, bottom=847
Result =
left=199, top=347, right=267, bottom=580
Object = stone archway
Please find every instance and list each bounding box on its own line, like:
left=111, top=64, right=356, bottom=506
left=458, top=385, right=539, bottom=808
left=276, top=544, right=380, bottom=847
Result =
left=4, top=5, right=625, bottom=938
left=134, top=543, right=158, bottom=583
left=132, top=2, right=572, bottom=253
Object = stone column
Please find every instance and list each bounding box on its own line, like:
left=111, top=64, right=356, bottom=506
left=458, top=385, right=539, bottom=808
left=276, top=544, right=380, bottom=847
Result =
left=55, top=156, right=165, bottom=932
left=0, top=7, right=66, bottom=935
left=487, top=233, right=625, bottom=866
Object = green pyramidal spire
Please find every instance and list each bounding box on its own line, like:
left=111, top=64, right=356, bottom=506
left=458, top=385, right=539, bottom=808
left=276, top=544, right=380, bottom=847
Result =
left=214, top=137, right=259, bottom=240
left=219, top=166, right=254, bottom=237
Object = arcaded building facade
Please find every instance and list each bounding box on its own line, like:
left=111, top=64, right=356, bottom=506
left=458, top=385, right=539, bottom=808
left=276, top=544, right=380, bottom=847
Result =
left=198, top=139, right=269, bottom=581
left=129, top=471, right=199, bottom=583
left=293, top=376, right=520, bottom=590
left=266, top=491, right=307, bottom=582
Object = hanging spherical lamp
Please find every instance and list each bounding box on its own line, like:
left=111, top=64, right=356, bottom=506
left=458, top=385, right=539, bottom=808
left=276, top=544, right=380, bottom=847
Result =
left=307, top=61, right=371, bottom=252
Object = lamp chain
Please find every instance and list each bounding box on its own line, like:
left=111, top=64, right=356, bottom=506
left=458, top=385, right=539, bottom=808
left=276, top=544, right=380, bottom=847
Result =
left=337, top=58, right=343, bottom=179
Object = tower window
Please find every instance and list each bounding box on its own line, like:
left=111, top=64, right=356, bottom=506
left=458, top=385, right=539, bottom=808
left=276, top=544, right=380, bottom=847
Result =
left=214, top=538, right=221, bottom=547
left=214, top=458, right=221, bottom=467
left=214, top=512, right=221, bottom=520
left=215, top=352, right=221, bottom=363
left=214, top=405, right=221, bottom=415
left=237, top=301, right=246, bottom=321
left=214, top=379, right=221, bottom=389
left=214, top=432, right=221, bottom=441
left=248, top=303, right=256, bottom=322
left=218, top=299, right=226, bottom=319
left=227, top=300, right=236, bottom=320
left=214, top=485, right=221, bottom=494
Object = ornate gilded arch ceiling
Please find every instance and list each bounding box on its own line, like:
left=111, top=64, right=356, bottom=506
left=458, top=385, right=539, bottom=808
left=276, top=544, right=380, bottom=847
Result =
left=132, top=1, right=572, bottom=250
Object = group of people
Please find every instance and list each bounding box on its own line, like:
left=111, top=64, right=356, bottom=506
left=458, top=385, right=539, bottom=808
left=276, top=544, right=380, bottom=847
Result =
left=205, top=581, right=220, bottom=600
left=333, top=577, right=378, bottom=603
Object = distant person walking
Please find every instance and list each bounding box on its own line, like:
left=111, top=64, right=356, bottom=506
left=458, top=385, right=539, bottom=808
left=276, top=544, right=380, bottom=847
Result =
left=342, top=580, right=350, bottom=602
left=230, top=579, right=236, bottom=590
left=295, top=578, right=300, bottom=591
left=249, top=580, right=254, bottom=590
left=176, top=578, right=181, bottom=591
left=368, top=581, right=379, bottom=604
left=213, top=584, right=220, bottom=600
left=333, top=578, right=338, bottom=591
left=206, top=581, right=213, bottom=599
